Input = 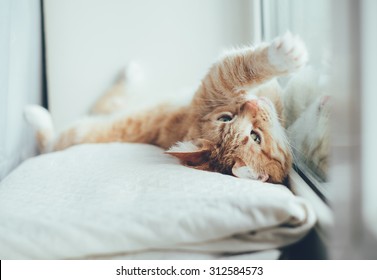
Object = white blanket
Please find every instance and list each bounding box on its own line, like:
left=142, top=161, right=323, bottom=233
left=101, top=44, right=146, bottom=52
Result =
left=0, top=143, right=316, bottom=259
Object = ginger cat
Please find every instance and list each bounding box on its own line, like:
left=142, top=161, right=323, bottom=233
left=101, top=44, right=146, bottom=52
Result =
left=25, top=32, right=308, bottom=184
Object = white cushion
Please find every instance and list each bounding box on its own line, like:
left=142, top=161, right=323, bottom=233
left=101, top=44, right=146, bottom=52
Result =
left=0, top=143, right=316, bottom=259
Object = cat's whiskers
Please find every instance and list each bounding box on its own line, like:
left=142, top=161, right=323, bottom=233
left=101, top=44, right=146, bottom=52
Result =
left=287, top=141, right=305, bottom=166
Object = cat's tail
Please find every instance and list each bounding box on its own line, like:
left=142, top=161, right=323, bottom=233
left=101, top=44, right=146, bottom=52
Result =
left=24, top=105, right=55, bottom=153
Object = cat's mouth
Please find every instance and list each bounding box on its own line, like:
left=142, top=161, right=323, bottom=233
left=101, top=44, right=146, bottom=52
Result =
left=258, top=96, right=274, bottom=109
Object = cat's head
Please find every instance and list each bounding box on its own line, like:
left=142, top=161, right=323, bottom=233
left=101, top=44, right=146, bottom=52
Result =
left=166, top=96, right=292, bottom=184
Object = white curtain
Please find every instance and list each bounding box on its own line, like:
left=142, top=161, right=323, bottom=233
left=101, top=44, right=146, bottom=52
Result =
left=0, top=0, right=42, bottom=180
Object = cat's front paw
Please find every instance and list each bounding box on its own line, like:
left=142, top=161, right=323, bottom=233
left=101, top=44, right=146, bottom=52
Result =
left=268, top=31, right=308, bottom=73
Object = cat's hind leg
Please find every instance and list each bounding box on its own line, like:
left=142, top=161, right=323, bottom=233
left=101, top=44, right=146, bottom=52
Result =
left=90, top=62, right=144, bottom=115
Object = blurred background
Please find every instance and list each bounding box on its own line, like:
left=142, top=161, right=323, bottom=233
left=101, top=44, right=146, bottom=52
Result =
left=0, top=0, right=376, bottom=259
left=44, top=0, right=257, bottom=130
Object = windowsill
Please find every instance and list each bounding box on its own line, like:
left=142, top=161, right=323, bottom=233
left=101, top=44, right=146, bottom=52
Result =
left=289, top=169, right=333, bottom=246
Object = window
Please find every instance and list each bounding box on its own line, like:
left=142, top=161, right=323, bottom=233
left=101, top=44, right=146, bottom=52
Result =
left=261, top=0, right=332, bottom=199
left=259, top=0, right=377, bottom=258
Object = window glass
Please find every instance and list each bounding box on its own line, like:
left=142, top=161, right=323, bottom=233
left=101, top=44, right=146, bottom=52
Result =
left=262, top=0, right=331, bottom=194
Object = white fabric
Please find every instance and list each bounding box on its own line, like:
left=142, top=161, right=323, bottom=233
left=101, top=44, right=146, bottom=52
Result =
left=0, top=143, right=316, bottom=259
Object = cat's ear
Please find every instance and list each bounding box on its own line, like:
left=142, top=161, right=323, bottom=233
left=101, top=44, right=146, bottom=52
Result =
left=232, top=158, right=269, bottom=182
left=165, top=139, right=214, bottom=167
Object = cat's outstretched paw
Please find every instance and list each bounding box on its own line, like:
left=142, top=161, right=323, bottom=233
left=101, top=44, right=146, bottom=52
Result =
left=268, top=31, right=308, bottom=73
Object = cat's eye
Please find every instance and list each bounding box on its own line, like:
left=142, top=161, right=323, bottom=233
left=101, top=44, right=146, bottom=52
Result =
left=217, top=115, right=233, bottom=122
left=250, top=130, right=261, bottom=144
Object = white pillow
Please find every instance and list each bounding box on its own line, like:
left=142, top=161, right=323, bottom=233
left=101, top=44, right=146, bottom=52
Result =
left=0, top=143, right=316, bottom=259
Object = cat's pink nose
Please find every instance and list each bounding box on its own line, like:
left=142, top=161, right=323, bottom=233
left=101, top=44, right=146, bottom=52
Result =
left=244, top=100, right=259, bottom=112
